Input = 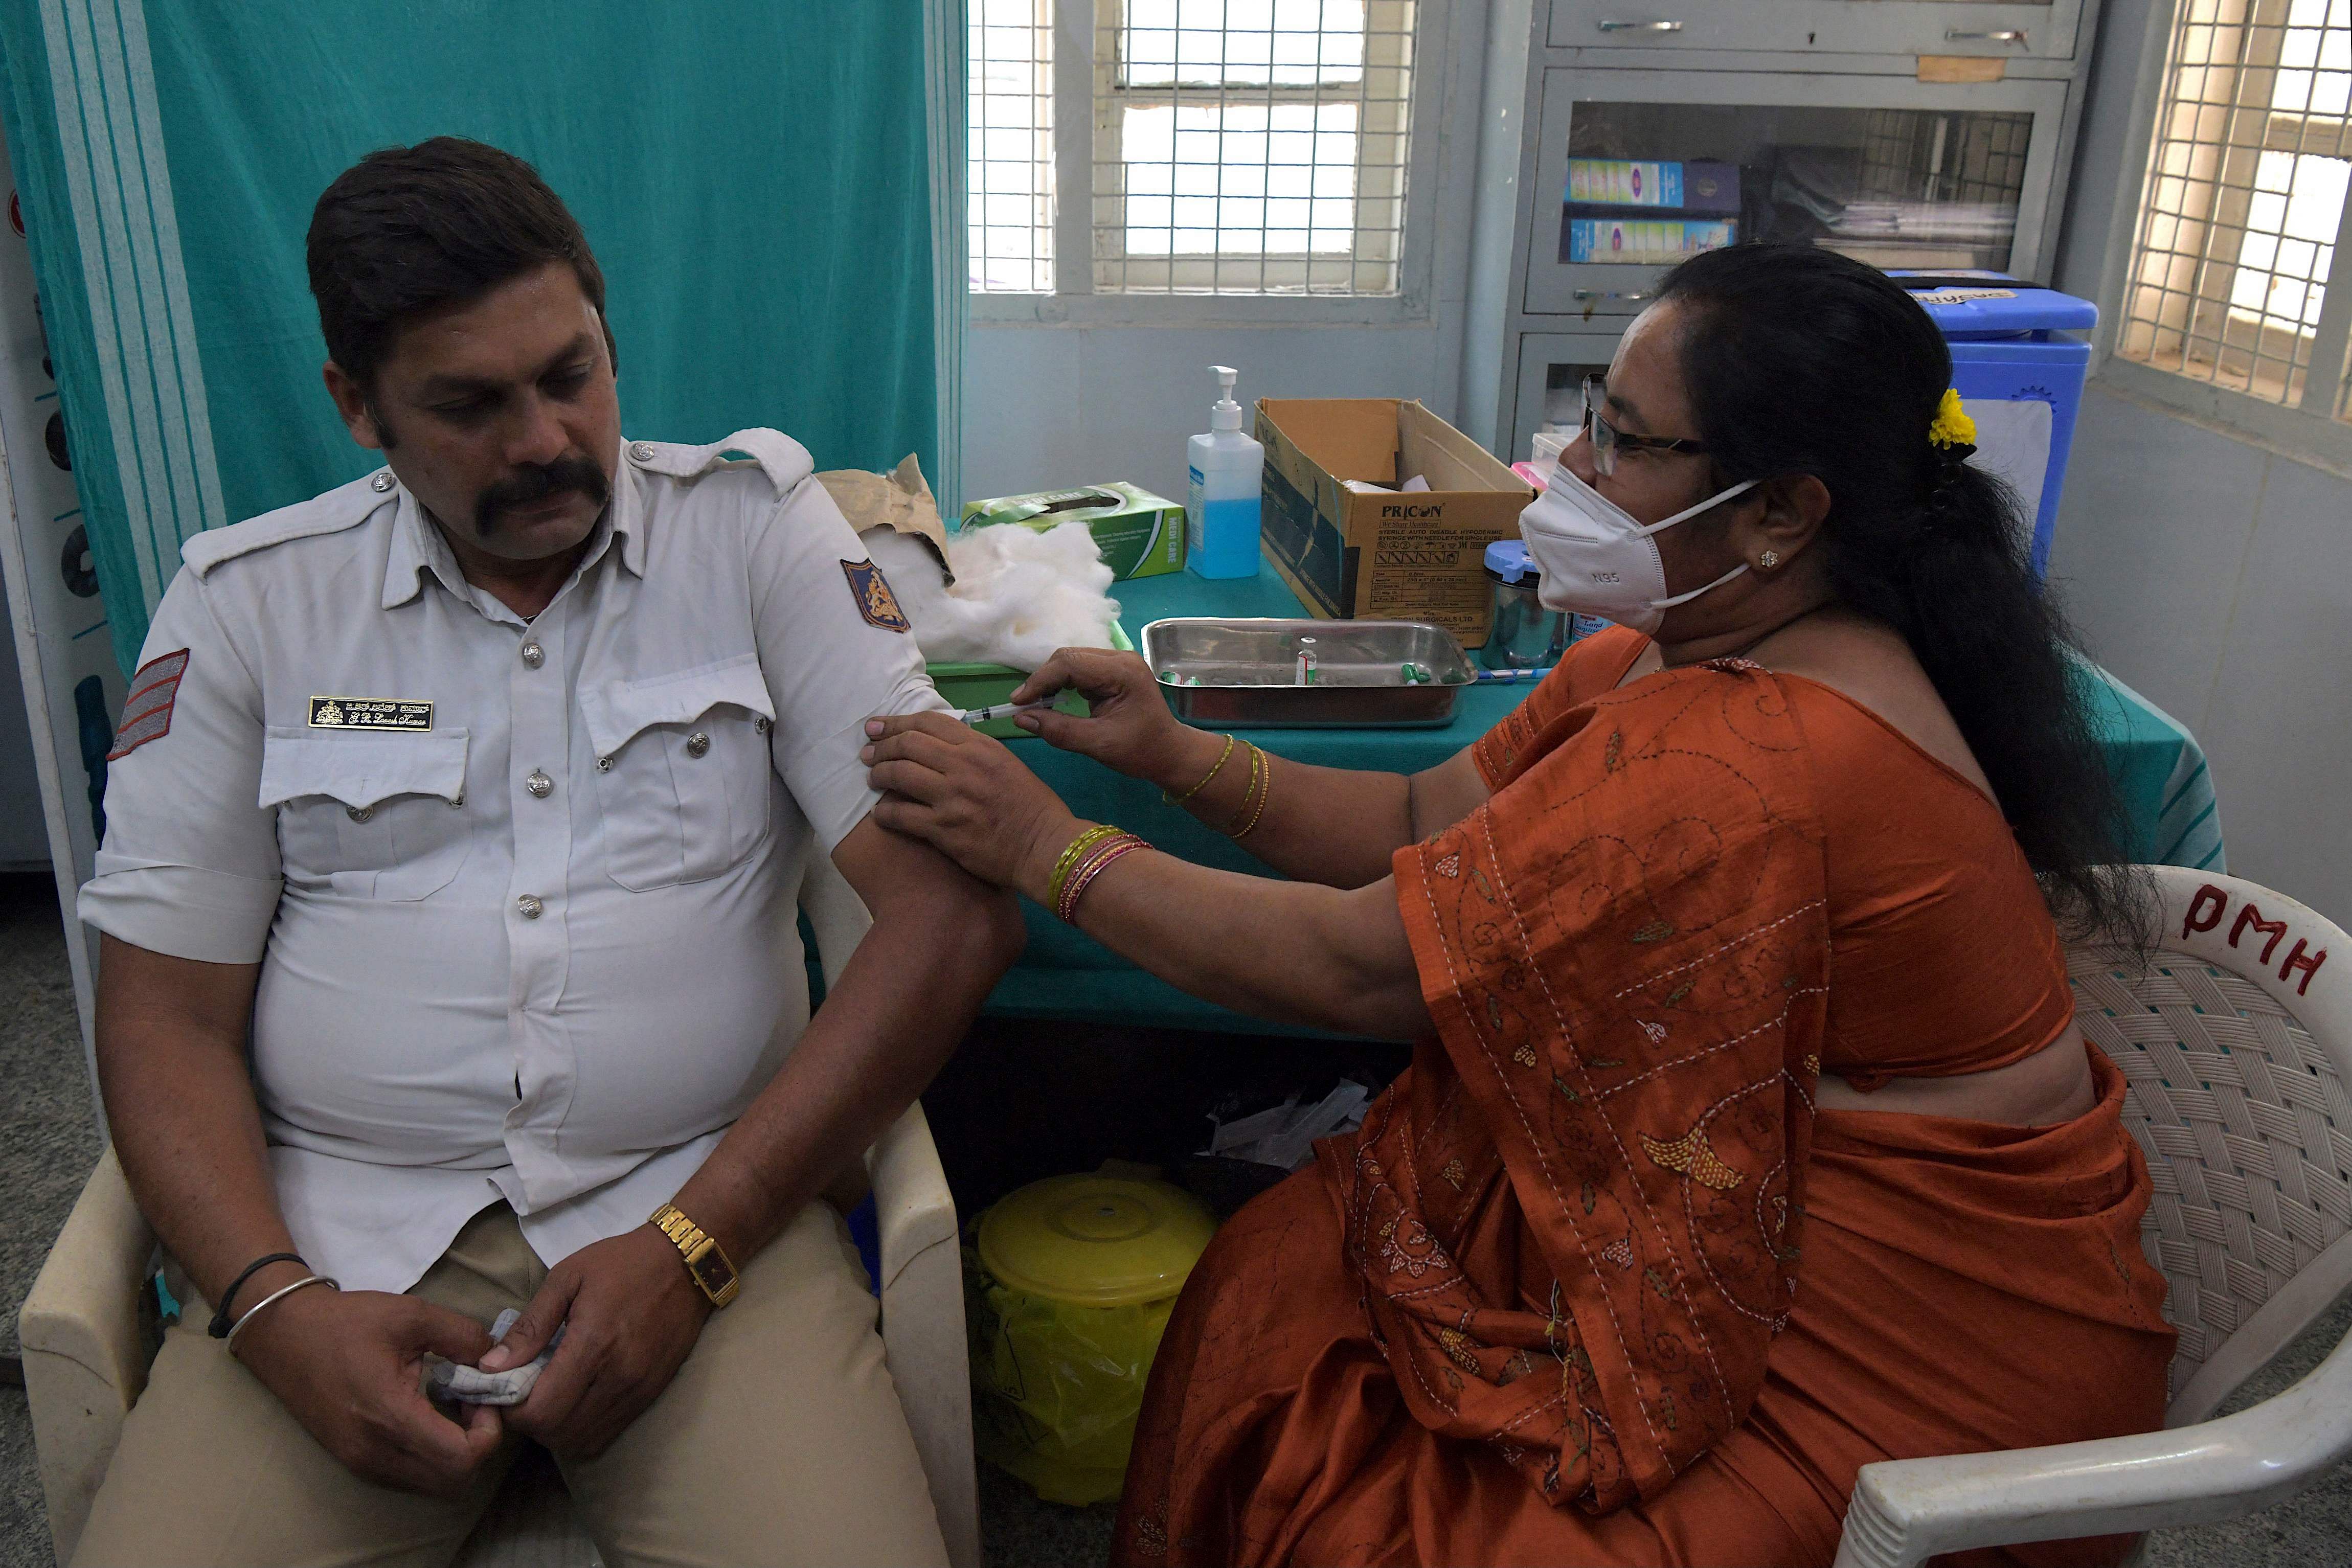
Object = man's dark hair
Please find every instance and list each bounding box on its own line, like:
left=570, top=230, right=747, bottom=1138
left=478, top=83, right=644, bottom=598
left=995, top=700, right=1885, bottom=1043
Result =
left=305, top=137, right=615, bottom=391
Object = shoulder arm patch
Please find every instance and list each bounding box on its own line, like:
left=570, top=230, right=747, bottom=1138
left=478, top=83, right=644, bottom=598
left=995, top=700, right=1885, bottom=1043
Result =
left=107, top=648, right=190, bottom=759
left=841, top=559, right=912, bottom=632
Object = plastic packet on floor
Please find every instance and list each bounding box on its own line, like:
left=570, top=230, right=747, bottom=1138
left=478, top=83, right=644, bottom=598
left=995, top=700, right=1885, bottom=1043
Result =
left=1202, top=1080, right=1372, bottom=1172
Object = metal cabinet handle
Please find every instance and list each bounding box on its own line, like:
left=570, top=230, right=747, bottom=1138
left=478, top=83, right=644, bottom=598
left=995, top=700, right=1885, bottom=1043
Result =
left=1945, top=28, right=2028, bottom=44
left=1597, top=19, right=1683, bottom=32
left=1571, top=289, right=1653, bottom=302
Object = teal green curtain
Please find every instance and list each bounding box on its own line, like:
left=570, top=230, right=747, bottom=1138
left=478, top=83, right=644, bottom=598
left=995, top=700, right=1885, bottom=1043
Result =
left=0, top=2, right=943, bottom=677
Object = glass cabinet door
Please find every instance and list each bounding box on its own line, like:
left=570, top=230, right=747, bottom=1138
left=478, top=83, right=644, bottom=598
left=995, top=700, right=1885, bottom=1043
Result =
left=1512, top=333, right=1625, bottom=468
left=1524, top=67, right=2070, bottom=317
left=1547, top=0, right=2082, bottom=62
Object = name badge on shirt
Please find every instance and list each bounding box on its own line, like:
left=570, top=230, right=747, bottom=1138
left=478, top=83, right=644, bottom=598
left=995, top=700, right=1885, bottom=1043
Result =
left=309, top=696, right=434, bottom=732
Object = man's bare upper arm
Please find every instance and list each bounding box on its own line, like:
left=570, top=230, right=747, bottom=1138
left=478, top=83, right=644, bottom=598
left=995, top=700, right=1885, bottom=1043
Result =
left=95, top=934, right=261, bottom=1059
left=828, top=814, right=1024, bottom=950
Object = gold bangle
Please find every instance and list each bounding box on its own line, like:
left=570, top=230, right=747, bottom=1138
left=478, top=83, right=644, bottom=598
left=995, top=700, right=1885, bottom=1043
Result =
left=1232, top=745, right=1275, bottom=838
left=1220, top=743, right=1265, bottom=837
left=1162, top=733, right=1235, bottom=806
left=1046, top=824, right=1123, bottom=913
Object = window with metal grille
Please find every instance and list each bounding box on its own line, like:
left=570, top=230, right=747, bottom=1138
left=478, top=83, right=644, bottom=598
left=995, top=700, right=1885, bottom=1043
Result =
left=1095, top=0, right=1415, bottom=294
left=964, top=2, right=1420, bottom=299
left=2118, top=0, right=2352, bottom=421
left=970, top=0, right=1056, bottom=293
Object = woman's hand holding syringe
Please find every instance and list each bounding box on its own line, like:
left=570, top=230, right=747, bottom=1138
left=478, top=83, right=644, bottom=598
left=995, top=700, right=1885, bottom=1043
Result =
left=999, top=649, right=1222, bottom=792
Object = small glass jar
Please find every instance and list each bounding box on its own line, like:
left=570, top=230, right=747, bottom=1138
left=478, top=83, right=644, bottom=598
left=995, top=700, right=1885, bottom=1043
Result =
left=1482, top=540, right=1564, bottom=671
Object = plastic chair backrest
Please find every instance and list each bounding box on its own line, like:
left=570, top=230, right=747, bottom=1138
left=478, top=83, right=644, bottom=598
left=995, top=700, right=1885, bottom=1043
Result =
left=2067, top=868, right=2352, bottom=1427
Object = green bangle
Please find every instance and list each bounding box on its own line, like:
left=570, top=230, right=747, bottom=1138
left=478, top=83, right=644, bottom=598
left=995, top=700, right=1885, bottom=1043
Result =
left=1046, top=824, right=1123, bottom=913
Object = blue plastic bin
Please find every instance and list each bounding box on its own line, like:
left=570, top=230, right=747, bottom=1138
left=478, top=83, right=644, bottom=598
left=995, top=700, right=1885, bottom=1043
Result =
left=1896, top=274, right=2097, bottom=578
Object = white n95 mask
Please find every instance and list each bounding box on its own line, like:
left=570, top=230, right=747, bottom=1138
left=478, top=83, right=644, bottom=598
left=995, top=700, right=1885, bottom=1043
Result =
left=1518, top=462, right=1759, bottom=636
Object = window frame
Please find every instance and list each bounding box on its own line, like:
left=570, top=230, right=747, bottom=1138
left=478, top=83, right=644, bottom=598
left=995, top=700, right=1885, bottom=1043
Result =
left=2098, top=0, right=2352, bottom=473
left=970, top=0, right=1446, bottom=325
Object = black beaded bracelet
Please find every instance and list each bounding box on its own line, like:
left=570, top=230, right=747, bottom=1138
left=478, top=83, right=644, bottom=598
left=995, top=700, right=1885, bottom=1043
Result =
left=206, top=1252, right=306, bottom=1338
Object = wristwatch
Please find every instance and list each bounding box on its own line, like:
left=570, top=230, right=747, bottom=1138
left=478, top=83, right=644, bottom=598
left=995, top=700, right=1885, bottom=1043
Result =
left=649, top=1203, right=740, bottom=1308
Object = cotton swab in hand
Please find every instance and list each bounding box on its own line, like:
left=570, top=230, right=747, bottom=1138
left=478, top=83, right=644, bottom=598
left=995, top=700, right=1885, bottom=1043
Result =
left=958, top=699, right=1056, bottom=726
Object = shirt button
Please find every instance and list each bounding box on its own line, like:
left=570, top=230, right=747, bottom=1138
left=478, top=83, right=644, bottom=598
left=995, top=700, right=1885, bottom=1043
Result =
left=754, top=716, right=771, bottom=736
left=516, top=895, right=544, bottom=920
left=526, top=770, right=553, bottom=799
left=685, top=731, right=711, bottom=758
left=370, top=470, right=394, bottom=492
left=521, top=641, right=544, bottom=669
left=346, top=804, right=374, bottom=823
left=629, top=441, right=657, bottom=463
left=597, top=756, right=614, bottom=772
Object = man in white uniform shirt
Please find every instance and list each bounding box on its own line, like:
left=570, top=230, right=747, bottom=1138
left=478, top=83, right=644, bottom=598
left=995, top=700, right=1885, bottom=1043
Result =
left=69, top=138, right=1022, bottom=1566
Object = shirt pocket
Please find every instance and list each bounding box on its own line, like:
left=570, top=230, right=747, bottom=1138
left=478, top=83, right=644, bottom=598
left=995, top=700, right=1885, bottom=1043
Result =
left=579, top=653, right=776, bottom=892
left=259, top=729, right=472, bottom=901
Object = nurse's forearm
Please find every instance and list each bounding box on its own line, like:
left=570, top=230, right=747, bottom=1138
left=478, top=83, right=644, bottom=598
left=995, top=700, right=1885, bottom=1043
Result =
left=1016, top=837, right=1432, bottom=1040
left=1148, top=725, right=1415, bottom=887
left=92, top=936, right=306, bottom=1311
left=669, top=827, right=1022, bottom=1266
left=1146, top=729, right=1491, bottom=890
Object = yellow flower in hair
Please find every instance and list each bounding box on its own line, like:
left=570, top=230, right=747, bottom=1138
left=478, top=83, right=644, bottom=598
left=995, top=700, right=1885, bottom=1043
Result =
left=1928, top=388, right=1977, bottom=449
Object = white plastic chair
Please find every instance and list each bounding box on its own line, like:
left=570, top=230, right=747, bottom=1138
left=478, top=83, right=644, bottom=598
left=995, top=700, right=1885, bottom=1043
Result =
left=19, top=854, right=980, bottom=1568
left=1835, top=867, right=2352, bottom=1567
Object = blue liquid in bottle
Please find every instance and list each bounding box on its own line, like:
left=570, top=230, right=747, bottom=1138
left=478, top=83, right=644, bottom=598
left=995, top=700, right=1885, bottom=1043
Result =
left=1188, top=483, right=1262, bottom=579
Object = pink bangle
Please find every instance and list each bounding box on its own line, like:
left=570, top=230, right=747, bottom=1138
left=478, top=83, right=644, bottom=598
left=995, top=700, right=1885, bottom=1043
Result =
left=1050, top=832, right=1126, bottom=922
left=1057, top=835, right=1147, bottom=922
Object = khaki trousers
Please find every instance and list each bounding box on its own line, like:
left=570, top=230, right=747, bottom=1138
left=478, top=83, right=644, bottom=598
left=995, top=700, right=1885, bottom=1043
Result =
left=71, top=1200, right=950, bottom=1568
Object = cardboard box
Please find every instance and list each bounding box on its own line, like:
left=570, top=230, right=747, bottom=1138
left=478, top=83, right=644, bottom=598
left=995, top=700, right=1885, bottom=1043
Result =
left=1255, top=399, right=1533, bottom=645
left=959, top=481, right=1186, bottom=580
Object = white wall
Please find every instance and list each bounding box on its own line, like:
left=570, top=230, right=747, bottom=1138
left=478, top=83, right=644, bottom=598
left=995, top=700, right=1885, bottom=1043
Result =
left=2046, top=0, right=2352, bottom=919
left=961, top=0, right=1492, bottom=508
left=963, top=321, right=1459, bottom=505
left=2049, top=385, right=2352, bottom=916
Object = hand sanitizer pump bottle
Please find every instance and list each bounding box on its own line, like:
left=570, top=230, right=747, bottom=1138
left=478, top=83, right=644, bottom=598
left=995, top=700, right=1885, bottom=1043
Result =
left=1187, top=365, right=1264, bottom=580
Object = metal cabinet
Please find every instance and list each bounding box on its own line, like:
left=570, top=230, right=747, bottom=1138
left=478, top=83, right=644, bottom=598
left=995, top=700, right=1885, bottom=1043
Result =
left=1547, top=1, right=2084, bottom=62
left=1510, top=331, right=1630, bottom=478
left=1522, top=67, right=2072, bottom=318
left=1459, top=0, right=2104, bottom=461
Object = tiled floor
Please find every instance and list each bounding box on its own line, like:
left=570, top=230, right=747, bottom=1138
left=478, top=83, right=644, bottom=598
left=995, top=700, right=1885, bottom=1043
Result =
left=3, top=871, right=2348, bottom=1567
left=1, top=873, right=102, bottom=1568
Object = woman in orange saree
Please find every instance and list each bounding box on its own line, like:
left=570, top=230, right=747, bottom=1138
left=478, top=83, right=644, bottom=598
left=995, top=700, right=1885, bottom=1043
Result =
left=862, top=246, right=2173, bottom=1566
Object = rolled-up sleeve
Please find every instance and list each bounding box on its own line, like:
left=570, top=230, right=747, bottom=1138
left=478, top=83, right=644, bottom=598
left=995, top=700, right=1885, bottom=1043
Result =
left=79, top=567, right=282, bottom=963
left=748, top=476, right=948, bottom=853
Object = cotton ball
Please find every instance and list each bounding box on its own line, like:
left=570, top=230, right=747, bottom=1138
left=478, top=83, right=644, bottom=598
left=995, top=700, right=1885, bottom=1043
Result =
left=860, top=521, right=1122, bottom=668
left=864, top=529, right=997, bottom=664
left=864, top=530, right=952, bottom=632
left=948, top=521, right=1121, bottom=669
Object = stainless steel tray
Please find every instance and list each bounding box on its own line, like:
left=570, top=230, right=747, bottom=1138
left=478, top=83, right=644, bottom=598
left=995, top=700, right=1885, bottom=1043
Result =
left=1140, top=618, right=1474, bottom=728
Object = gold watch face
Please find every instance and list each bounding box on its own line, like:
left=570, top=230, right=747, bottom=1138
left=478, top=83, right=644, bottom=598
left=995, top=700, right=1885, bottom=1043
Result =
left=687, top=1245, right=736, bottom=1299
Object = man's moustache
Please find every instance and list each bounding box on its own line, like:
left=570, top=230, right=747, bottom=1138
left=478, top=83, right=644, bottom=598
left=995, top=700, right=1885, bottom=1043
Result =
left=474, top=459, right=609, bottom=535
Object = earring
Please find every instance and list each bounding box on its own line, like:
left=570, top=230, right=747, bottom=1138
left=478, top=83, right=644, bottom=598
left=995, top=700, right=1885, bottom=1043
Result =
left=1759, top=549, right=1780, bottom=570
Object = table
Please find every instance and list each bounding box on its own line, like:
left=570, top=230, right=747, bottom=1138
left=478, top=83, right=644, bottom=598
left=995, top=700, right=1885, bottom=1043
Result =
left=978, top=565, right=2223, bottom=1032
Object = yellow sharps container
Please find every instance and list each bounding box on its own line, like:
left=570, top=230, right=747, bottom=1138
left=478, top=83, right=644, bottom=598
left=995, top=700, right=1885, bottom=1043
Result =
left=967, top=1169, right=1218, bottom=1505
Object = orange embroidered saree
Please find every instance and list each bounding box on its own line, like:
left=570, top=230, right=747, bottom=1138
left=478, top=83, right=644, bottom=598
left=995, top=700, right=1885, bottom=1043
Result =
left=1114, top=658, right=2171, bottom=1567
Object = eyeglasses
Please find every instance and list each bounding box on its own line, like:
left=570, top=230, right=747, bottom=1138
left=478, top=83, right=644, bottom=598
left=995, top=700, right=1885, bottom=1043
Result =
left=1581, top=376, right=1710, bottom=477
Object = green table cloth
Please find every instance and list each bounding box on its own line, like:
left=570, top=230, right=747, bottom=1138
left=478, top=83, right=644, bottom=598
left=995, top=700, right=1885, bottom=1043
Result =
left=979, top=565, right=2224, bottom=1033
